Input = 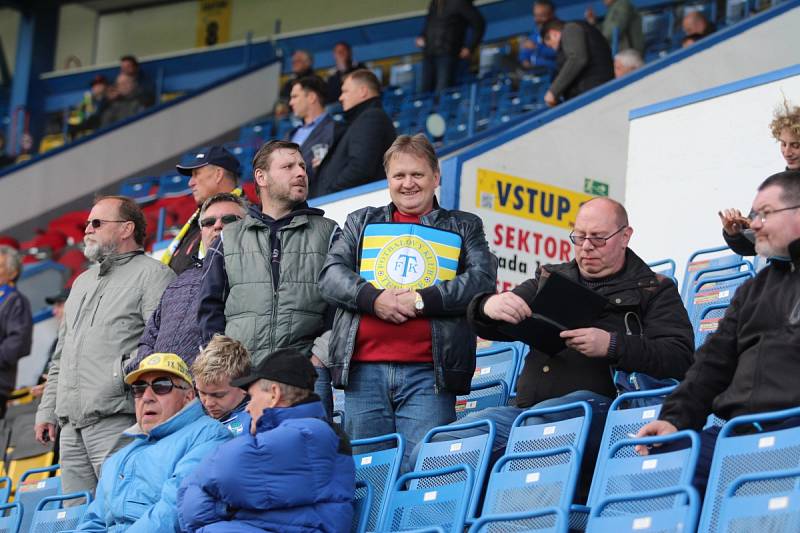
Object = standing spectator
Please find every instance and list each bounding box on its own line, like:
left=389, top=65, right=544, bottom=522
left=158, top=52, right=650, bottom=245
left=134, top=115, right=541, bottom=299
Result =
left=325, top=41, right=366, bottom=103
left=518, top=0, right=558, bottom=73
left=132, top=193, right=247, bottom=370
left=164, top=146, right=242, bottom=275
left=178, top=348, right=355, bottom=533
left=314, top=70, right=397, bottom=197
left=119, top=54, right=155, bottom=107
left=99, top=73, right=148, bottom=128
left=613, top=48, right=644, bottom=77
left=198, top=141, right=338, bottom=366
left=34, top=196, right=175, bottom=496
left=192, top=334, right=251, bottom=436
left=681, top=10, right=715, bottom=44
left=586, top=0, right=644, bottom=55
left=280, top=50, right=315, bottom=100
left=416, top=0, right=486, bottom=93
left=721, top=101, right=800, bottom=256
left=542, top=19, right=614, bottom=106
left=0, top=245, right=32, bottom=417
left=74, top=353, right=231, bottom=531
left=287, top=76, right=335, bottom=186
left=319, top=134, right=497, bottom=464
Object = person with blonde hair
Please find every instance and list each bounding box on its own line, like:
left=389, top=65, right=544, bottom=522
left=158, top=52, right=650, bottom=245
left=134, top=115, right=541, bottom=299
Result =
left=192, top=335, right=251, bottom=436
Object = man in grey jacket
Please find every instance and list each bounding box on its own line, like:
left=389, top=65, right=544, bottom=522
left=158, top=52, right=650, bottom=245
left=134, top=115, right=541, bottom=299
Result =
left=319, top=134, right=497, bottom=464
left=34, top=195, right=175, bottom=495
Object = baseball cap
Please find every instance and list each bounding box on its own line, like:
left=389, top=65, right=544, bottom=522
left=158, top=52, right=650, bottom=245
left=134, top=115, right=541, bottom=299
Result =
left=45, top=288, right=70, bottom=305
left=125, top=353, right=193, bottom=385
left=176, top=146, right=241, bottom=177
left=231, top=348, right=317, bottom=391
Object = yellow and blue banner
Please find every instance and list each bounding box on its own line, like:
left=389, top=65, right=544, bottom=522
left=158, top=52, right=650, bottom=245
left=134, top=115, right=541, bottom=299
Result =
left=360, top=223, right=462, bottom=289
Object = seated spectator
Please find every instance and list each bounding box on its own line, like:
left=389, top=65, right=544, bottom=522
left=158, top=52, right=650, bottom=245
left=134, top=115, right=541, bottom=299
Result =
left=280, top=50, right=315, bottom=100
left=720, top=101, right=800, bottom=256
left=287, top=76, right=335, bottom=185
left=518, top=0, right=558, bottom=73
left=638, top=170, right=800, bottom=496
left=69, top=74, right=109, bottom=136
left=192, top=335, right=251, bottom=436
left=75, top=353, right=231, bottom=531
left=0, top=245, right=32, bottom=418
left=119, top=54, right=155, bottom=107
left=681, top=10, right=715, bottom=45
left=541, top=19, right=614, bottom=107
left=450, top=197, right=692, bottom=499
left=177, top=348, right=355, bottom=533
left=586, top=0, right=644, bottom=55
left=325, top=41, right=366, bottom=103
left=130, top=193, right=247, bottom=371
left=613, top=48, right=644, bottom=77
left=99, top=73, right=149, bottom=128
left=314, top=70, right=397, bottom=197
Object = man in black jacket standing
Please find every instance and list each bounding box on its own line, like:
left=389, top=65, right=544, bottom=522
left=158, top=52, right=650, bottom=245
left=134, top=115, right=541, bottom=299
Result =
left=417, top=0, right=486, bottom=93
left=541, top=19, right=614, bottom=106
left=638, top=170, right=800, bottom=495
left=313, top=70, right=396, bottom=198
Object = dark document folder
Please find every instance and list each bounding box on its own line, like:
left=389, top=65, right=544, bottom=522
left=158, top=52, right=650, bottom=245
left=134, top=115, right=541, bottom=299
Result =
left=498, top=271, right=608, bottom=355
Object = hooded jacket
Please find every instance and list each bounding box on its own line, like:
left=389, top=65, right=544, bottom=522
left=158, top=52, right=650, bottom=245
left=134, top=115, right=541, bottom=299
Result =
left=177, top=399, right=355, bottom=533
left=76, top=400, right=231, bottom=532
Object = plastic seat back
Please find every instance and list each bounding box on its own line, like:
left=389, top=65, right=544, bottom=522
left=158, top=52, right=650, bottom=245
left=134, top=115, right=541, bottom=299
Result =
left=30, top=491, right=92, bottom=533
left=16, top=465, right=61, bottom=533
left=456, top=380, right=509, bottom=420
left=694, top=302, right=729, bottom=349
left=0, top=502, right=22, bottom=533
left=473, top=345, right=520, bottom=392
left=469, top=507, right=567, bottom=533
left=351, top=480, right=373, bottom=533
left=717, top=467, right=800, bottom=532
left=586, top=486, right=699, bottom=533
left=351, top=433, right=405, bottom=533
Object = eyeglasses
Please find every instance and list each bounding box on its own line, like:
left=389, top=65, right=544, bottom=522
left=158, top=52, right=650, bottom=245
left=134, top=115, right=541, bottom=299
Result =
left=130, top=377, right=190, bottom=398
left=569, top=225, right=628, bottom=247
left=198, top=214, right=242, bottom=228
left=86, top=219, right=128, bottom=229
left=747, top=204, right=800, bottom=224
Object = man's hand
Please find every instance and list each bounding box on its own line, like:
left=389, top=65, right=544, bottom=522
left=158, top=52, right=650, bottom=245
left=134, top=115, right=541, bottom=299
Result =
left=544, top=90, right=557, bottom=107
left=483, top=292, right=532, bottom=324
left=374, top=289, right=416, bottom=324
left=560, top=328, right=611, bottom=357
left=459, top=47, right=471, bottom=59
left=395, top=290, right=418, bottom=317
left=521, top=38, right=536, bottom=50
left=718, top=208, right=750, bottom=236
left=634, top=420, right=678, bottom=455
left=310, top=354, right=324, bottom=367
left=30, top=383, right=46, bottom=398
left=34, top=422, right=56, bottom=445
left=415, top=36, right=426, bottom=48
left=585, top=5, right=597, bottom=24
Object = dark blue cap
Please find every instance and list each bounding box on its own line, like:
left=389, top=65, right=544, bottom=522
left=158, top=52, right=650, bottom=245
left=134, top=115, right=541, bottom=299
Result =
left=176, top=146, right=241, bottom=176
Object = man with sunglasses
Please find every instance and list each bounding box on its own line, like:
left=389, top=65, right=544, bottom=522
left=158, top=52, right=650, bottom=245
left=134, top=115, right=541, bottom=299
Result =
left=76, top=353, right=231, bottom=531
left=130, top=193, right=246, bottom=372
left=638, top=170, right=800, bottom=497
left=457, top=197, right=693, bottom=499
left=34, top=195, right=175, bottom=498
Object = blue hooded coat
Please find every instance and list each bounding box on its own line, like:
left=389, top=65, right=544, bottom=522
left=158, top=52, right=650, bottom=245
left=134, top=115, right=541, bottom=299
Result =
left=178, top=399, right=355, bottom=533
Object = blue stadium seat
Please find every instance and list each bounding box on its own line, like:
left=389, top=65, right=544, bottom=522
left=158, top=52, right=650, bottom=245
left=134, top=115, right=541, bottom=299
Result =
left=586, top=486, right=699, bottom=533
left=412, top=420, right=495, bottom=520
left=519, top=74, right=549, bottom=111
left=698, top=406, right=800, bottom=533
left=686, top=271, right=753, bottom=331
left=455, top=380, right=509, bottom=420
left=0, top=502, right=22, bottom=533
left=472, top=344, right=520, bottom=394
left=380, top=464, right=474, bottom=533
left=351, top=433, right=405, bottom=533
left=469, top=507, right=567, bottom=533
left=646, top=258, right=676, bottom=279
left=222, top=142, right=254, bottom=182
left=389, top=63, right=420, bottom=91
left=694, top=302, right=728, bottom=349
left=158, top=173, right=191, bottom=198
left=680, top=246, right=744, bottom=301
left=119, top=176, right=159, bottom=204
left=0, top=477, right=9, bottom=504
left=29, top=491, right=92, bottom=533
left=238, top=121, right=274, bottom=146
left=717, top=467, right=800, bottom=532
left=16, top=465, right=61, bottom=533
left=351, top=480, right=373, bottom=533
left=641, top=10, right=674, bottom=55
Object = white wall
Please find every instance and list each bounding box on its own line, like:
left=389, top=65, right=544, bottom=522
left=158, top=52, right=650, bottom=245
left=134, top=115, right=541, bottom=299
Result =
left=625, top=69, right=800, bottom=279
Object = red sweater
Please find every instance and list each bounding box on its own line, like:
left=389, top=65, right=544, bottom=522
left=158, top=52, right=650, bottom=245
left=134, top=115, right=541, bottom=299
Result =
left=353, top=211, right=433, bottom=364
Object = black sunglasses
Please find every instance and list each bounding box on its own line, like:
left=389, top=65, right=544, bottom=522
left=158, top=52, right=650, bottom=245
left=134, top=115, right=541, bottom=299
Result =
left=86, top=218, right=128, bottom=229
left=199, top=214, right=242, bottom=228
left=130, top=377, right=189, bottom=398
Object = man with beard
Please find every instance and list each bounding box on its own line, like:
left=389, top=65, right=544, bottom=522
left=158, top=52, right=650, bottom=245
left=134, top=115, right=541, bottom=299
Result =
left=34, top=196, right=175, bottom=496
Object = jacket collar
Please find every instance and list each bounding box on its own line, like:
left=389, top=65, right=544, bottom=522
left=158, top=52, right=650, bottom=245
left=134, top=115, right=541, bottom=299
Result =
left=770, top=237, right=800, bottom=270
left=243, top=202, right=325, bottom=230
left=344, top=96, right=381, bottom=123
left=98, top=249, right=144, bottom=276
left=254, top=397, right=326, bottom=433
left=386, top=197, right=442, bottom=222
left=125, top=399, right=204, bottom=441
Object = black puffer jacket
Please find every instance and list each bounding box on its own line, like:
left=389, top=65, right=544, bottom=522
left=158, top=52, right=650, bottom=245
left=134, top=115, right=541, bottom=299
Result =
left=660, top=239, right=800, bottom=430
left=0, top=289, right=32, bottom=396
left=319, top=200, right=497, bottom=394
left=420, top=0, right=486, bottom=56
left=468, top=249, right=694, bottom=408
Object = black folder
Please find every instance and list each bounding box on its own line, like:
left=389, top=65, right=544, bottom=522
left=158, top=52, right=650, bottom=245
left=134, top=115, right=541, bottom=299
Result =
left=498, top=271, right=608, bottom=355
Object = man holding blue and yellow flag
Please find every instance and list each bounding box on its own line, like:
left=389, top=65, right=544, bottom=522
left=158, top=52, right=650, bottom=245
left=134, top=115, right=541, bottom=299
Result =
left=320, top=134, right=497, bottom=464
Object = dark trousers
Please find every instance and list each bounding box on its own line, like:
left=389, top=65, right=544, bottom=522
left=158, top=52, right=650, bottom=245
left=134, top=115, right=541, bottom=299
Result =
left=420, top=54, right=459, bottom=93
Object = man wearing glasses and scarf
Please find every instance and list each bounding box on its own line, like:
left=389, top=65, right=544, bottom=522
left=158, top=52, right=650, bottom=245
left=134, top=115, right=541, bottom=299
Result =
left=34, top=196, right=175, bottom=497
left=75, top=353, right=230, bottom=531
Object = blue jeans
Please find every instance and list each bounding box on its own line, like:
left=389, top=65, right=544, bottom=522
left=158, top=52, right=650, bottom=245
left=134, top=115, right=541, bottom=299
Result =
left=314, top=366, right=333, bottom=421
left=408, top=390, right=611, bottom=503
left=345, top=363, right=456, bottom=468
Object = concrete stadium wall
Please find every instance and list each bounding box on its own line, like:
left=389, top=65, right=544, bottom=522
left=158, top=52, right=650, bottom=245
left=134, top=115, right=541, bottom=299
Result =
left=0, top=61, right=280, bottom=234
left=626, top=65, right=800, bottom=280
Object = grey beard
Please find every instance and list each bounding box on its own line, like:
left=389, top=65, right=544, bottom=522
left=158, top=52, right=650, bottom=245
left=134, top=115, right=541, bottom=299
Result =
left=84, top=241, right=118, bottom=263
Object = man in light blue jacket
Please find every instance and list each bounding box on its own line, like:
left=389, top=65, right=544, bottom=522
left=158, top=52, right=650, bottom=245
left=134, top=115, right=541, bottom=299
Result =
left=75, top=353, right=231, bottom=532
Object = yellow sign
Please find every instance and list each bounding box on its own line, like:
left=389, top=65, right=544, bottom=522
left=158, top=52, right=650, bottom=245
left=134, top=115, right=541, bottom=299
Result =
left=475, top=168, right=594, bottom=230
left=196, top=0, right=231, bottom=48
